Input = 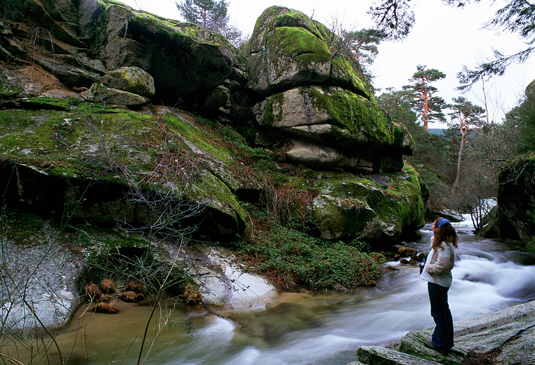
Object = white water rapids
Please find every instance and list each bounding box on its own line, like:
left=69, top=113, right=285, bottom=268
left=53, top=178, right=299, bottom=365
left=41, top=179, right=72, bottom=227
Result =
left=49, top=217, right=535, bottom=365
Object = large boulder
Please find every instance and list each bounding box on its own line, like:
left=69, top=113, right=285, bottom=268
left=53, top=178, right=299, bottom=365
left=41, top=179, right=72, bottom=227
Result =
left=0, top=1, right=428, bottom=249
left=81, top=82, right=150, bottom=106
left=0, top=105, right=248, bottom=238
left=1, top=0, right=240, bottom=106
left=98, top=66, right=155, bottom=97
left=312, top=166, right=426, bottom=242
left=0, top=239, right=84, bottom=330
left=244, top=6, right=413, bottom=174
left=254, top=85, right=413, bottom=172
left=94, top=2, right=236, bottom=101
left=242, top=6, right=372, bottom=99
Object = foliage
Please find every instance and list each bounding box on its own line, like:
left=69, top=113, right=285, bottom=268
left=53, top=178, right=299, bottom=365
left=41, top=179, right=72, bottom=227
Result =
left=259, top=176, right=318, bottom=231
left=448, top=96, right=486, bottom=191
left=378, top=87, right=450, bottom=173
left=455, top=120, right=519, bottom=228
left=457, top=0, right=535, bottom=88
left=368, top=0, right=535, bottom=86
left=402, top=65, right=447, bottom=131
left=506, top=87, right=535, bottom=154
left=327, top=20, right=388, bottom=83
left=176, top=0, right=228, bottom=30
left=230, top=209, right=383, bottom=291
left=367, top=0, right=415, bottom=41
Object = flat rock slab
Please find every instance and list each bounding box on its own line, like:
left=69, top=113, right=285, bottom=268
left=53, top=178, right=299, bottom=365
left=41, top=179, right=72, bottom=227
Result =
left=357, top=346, right=442, bottom=365
left=353, top=301, right=535, bottom=365
left=399, top=300, right=535, bottom=365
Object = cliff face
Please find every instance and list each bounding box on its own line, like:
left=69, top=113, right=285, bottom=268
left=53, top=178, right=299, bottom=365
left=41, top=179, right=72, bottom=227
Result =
left=0, top=0, right=425, bottom=244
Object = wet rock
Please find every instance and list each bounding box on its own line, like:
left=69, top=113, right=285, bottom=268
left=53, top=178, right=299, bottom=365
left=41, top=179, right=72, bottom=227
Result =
left=397, top=300, right=535, bottom=365
left=192, top=248, right=278, bottom=309
left=356, top=346, right=442, bottom=364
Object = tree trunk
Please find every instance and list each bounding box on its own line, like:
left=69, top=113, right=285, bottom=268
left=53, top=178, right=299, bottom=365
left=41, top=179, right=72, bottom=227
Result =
left=453, top=131, right=467, bottom=193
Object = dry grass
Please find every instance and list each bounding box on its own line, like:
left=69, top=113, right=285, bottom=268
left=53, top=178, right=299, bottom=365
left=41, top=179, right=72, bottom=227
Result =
left=90, top=303, right=119, bottom=314
left=83, top=282, right=100, bottom=300
left=100, top=279, right=115, bottom=294
left=125, top=282, right=144, bottom=294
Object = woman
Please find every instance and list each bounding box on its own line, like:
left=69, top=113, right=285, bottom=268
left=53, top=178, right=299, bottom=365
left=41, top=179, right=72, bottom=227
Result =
left=420, top=218, right=458, bottom=356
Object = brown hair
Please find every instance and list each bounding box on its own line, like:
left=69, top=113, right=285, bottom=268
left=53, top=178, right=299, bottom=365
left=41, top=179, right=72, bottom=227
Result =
left=432, top=218, right=459, bottom=251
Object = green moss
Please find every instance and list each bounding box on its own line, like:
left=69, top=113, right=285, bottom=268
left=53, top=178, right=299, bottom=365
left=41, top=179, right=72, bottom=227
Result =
left=19, top=96, right=81, bottom=111
left=0, top=107, right=160, bottom=181
left=128, top=8, right=230, bottom=47
left=163, top=114, right=234, bottom=164
left=312, top=166, right=425, bottom=241
left=302, top=87, right=391, bottom=149
left=189, top=171, right=246, bottom=232
left=261, top=93, right=284, bottom=126
left=267, top=27, right=331, bottom=69
left=0, top=73, right=21, bottom=99
left=330, top=57, right=371, bottom=100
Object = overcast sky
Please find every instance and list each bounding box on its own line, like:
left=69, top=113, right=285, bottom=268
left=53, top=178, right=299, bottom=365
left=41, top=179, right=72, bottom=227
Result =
left=119, top=0, right=534, bottom=128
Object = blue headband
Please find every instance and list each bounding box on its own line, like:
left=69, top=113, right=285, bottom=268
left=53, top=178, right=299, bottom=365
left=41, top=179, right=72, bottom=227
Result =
left=437, top=219, right=451, bottom=228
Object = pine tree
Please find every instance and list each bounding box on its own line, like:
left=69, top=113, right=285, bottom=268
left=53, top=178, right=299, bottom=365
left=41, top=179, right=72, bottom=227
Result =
left=402, top=65, right=447, bottom=132
left=448, top=97, right=485, bottom=191
left=369, top=0, right=535, bottom=87
left=176, top=0, right=229, bottom=32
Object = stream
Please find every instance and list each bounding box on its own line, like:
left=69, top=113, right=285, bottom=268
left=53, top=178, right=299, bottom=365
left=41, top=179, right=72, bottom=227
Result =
left=34, top=218, right=535, bottom=364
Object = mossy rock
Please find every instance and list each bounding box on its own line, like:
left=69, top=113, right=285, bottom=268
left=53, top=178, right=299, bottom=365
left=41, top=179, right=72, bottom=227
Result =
left=312, top=166, right=425, bottom=243
left=0, top=101, right=247, bottom=237
left=98, top=66, right=156, bottom=97
left=97, top=2, right=236, bottom=99
left=254, top=86, right=414, bottom=169
left=243, top=6, right=372, bottom=97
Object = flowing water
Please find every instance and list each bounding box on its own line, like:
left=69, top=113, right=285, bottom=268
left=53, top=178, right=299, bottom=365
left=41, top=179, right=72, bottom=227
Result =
left=16, top=218, right=535, bottom=365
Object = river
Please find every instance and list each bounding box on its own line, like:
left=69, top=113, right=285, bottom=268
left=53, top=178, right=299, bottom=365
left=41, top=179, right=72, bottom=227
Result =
left=39, top=218, right=535, bottom=364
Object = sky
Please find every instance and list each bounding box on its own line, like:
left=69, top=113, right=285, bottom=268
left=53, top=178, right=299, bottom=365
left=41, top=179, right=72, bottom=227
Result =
left=118, top=0, right=534, bottom=128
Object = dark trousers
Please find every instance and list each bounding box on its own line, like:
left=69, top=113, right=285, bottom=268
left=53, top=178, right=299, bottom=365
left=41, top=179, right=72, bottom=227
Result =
left=428, top=282, right=454, bottom=350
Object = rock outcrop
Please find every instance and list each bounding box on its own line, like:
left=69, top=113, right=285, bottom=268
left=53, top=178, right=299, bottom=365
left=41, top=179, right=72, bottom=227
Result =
left=244, top=6, right=414, bottom=174
left=0, top=0, right=241, bottom=108
left=1, top=1, right=426, bottom=244
left=353, top=300, right=535, bottom=365
left=312, top=168, right=426, bottom=242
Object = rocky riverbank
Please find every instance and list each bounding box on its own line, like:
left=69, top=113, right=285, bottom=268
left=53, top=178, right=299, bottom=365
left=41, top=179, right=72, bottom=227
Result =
left=351, top=299, right=535, bottom=365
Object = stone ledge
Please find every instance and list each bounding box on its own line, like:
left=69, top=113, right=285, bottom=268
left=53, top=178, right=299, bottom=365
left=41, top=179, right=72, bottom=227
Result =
left=353, top=300, right=535, bottom=365
left=357, top=346, right=442, bottom=365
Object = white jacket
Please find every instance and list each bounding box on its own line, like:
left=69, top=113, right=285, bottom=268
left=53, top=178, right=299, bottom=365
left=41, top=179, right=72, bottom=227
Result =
left=420, top=241, right=455, bottom=288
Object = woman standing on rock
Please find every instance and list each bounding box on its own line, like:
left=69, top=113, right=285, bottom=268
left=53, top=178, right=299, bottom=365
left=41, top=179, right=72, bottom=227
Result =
left=420, top=218, right=458, bottom=356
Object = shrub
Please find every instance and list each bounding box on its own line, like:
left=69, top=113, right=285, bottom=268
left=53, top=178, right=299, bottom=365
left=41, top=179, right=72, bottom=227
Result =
left=231, top=214, right=384, bottom=291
